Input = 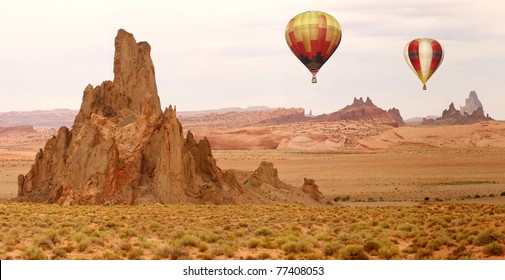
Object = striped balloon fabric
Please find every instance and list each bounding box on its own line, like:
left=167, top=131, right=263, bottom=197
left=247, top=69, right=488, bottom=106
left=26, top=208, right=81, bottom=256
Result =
left=404, top=38, right=444, bottom=90
left=285, top=11, right=342, bottom=83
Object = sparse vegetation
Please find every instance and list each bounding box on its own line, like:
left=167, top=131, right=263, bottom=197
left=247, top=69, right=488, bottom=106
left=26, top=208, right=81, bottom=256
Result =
left=0, top=202, right=504, bottom=260
left=341, top=245, right=368, bottom=260
left=483, top=242, right=504, bottom=256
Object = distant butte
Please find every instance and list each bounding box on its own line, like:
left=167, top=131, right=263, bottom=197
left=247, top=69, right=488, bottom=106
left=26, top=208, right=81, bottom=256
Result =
left=422, top=91, right=493, bottom=125
left=314, top=97, right=404, bottom=127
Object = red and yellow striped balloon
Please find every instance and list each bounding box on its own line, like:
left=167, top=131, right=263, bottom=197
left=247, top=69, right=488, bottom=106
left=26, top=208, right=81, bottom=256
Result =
left=285, top=11, right=342, bottom=83
left=404, top=38, right=444, bottom=90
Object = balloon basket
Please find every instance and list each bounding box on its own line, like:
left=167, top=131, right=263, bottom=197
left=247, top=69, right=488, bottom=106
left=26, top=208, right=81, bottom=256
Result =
left=423, top=84, right=427, bottom=90
left=311, top=76, right=317, bottom=83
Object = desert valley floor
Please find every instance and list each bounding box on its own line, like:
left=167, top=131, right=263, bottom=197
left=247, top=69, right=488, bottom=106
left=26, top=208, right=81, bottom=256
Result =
left=1, top=145, right=504, bottom=260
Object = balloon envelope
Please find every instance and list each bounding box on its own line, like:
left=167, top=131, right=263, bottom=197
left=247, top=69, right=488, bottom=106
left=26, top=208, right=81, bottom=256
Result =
left=404, top=38, right=444, bottom=90
left=285, top=11, right=342, bottom=83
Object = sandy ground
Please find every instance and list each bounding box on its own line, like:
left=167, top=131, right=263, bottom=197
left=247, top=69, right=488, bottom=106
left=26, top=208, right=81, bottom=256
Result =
left=2, top=147, right=505, bottom=204
left=213, top=148, right=505, bottom=203
left=0, top=149, right=35, bottom=200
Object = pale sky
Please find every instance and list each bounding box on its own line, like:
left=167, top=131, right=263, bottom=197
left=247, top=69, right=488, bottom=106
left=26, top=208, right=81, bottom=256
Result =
left=1, top=0, right=504, bottom=120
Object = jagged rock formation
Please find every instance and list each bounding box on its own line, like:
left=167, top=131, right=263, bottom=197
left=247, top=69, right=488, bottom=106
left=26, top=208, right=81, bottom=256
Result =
left=315, top=97, right=405, bottom=127
left=16, top=29, right=324, bottom=205
left=460, top=91, right=483, bottom=115
left=422, top=91, right=492, bottom=125
left=229, top=162, right=325, bottom=204
left=301, top=178, right=325, bottom=202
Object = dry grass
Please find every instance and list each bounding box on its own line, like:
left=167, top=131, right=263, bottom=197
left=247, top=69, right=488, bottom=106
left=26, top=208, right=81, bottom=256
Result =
left=0, top=202, right=504, bottom=260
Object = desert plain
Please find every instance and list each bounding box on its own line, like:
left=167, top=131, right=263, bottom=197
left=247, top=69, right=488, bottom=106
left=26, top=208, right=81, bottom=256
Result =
left=1, top=125, right=505, bottom=260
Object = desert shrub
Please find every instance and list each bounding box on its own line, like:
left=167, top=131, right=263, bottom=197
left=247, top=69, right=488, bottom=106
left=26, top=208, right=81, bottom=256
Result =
left=298, top=238, right=315, bottom=253
left=428, top=234, right=453, bottom=250
left=448, top=245, right=472, bottom=260
left=274, top=236, right=289, bottom=248
left=72, top=232, right=87, bottom=243
left=149, top=221, right=162, bottom=230
left=77, top=238, right=90, bottom=252
left=238, top=221, right=249, bottom=228
left=500, top=192, right=505, bottom=196
left=127, top=248, right=143, bottom=260
left=336, top=232, right=352, bottom=244
left=180, top=234, right=200, bottom=247
left=36, top=237, right=55, bottom=250
left=47, top=231, right=61, bottom=245
left=441, top=215, right=452, bottom=223
left=415, top=248, right=433, bottom=259
left=257, top=252, right=271, bottom=260
left=197, top=253, right=214, bottom=260
left=105, top=220, right=119, bottom=229
left=51, top=246, right=68, bottom=260
left=483, top=242, right=504, bottom=256
left=81, top=225, right=95, bottom=235
left=378, top=246, right=400, bottom=260
left=364, top=240, right=381, bottom=255
left=455, top=231, right=470, bottom=244
left=473, top=228, right=503, bottom=246
left=246, top=237, right=262, bottom=249
left=198, top=242, right=208, bottom=252
left=4, top=236, right=19, bottom=249
left=290, top=224, right=302, bottom=234
left=63, top=243, right=75, bottom=253
left=341, top=245, right=368, bottom=260
left=157, top=243, right=189, bottom=260
left=198, top=231, right=220, bottom=243
left=323, top=242, right=341, bottom=257
left=119, top=228, right=137, bottom=238
left=259, top=236, right=276, bottom=249
left=281, top=241, right=300, bottom=254
left=118, top=240, right=132, bottom=252
left=234, top=228, right=247, bottom=238
left=305, top=252, right=324, bottom=260
left=24, top=246, right=47, bottom=260
left=102, top=252, right=120, bottom=260
left=171, top=226, right=186, bottom=239
left=212, top=243, right=235, bottom=258
left=255, top=227, right=273, bottom=237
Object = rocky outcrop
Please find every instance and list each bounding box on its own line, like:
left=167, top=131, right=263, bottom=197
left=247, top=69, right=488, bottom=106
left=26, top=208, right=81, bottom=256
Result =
left=315, top=97, right=404, bottom=127
left=16, top=29, right=323, bottom=205
left=422, top=91, right=492, bottom=125
left=460, top=91, right=483, bottom=115
left=301, top=178, right=324, bottom=202
left=231, top=162, right=325, bottom=204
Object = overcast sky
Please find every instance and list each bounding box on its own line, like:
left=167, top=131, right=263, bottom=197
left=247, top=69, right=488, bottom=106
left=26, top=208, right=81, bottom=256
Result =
left=1, top=0, right=504, bottom=119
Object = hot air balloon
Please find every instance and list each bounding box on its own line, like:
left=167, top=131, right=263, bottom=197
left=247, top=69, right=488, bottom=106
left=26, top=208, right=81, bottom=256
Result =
left=285, top=11, right=342, bottom=83
left=404, top=38, right=444, bottom=90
